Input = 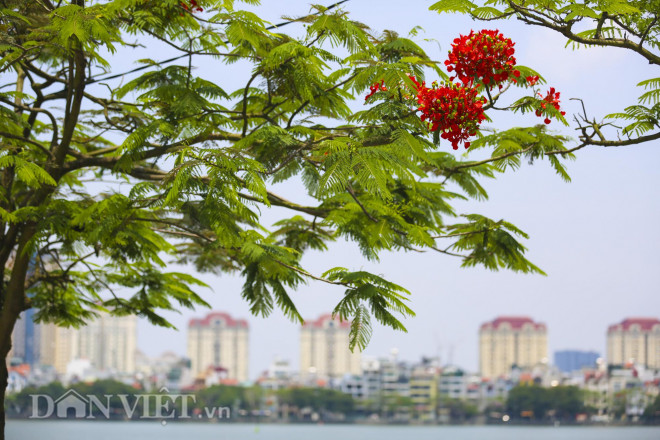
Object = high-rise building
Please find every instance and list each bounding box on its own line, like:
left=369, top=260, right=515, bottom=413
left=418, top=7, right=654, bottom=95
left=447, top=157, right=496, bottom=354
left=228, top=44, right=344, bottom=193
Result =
left=607, top=317, right=660, bottom=368
left=554, top=350, right=600, bottom=373
left=9, top=309, right=40, bottom=366
left=479, top=316, right=547, bottom=379
left=187, top=311, right=249, bottom=382
left=39, top=323, right=75, bottom=374
left=8, top=256, right=39, bottom=367
left=79, top=313, right=137, bottom=373
left=300, top=314, right=361, bottom=379
left=40, top=313, right=137, bottom=375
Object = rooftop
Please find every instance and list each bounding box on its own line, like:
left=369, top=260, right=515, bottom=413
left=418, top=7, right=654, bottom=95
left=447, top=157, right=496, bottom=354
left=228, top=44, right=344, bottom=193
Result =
left=188, top=311, right=248, bottom=328
left=302, top=313, right=351, bottom=329
left=608, top=317, right=660, bottom=333
left=480, top=316, right=546, bottom=331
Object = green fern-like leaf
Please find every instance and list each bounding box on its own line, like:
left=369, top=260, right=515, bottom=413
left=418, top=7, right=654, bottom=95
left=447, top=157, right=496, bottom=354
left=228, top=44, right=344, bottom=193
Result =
left=429, top=0, right=478, bottom=14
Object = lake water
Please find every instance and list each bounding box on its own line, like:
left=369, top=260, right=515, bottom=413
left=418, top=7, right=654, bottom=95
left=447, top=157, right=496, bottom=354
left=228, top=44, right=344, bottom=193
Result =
left=6, top=421, right=660, bottom=440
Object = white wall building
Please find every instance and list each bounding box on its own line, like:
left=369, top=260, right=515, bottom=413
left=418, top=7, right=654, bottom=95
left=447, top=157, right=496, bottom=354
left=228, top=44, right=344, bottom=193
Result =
left=607, top=317, right=660, bottom=368
left=300, top=314, right=361, bottom=380
left=479, top=316, right=548, bottom=379
left=40, top=313, right=137, bottom=375
left=187, top=311, right=249, bottom=382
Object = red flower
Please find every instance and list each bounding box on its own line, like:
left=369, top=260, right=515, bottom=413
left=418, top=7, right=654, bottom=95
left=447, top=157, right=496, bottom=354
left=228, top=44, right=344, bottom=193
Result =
left=536, top=87, right=566, bottom=124
left=364, top=80, right=387, bottom=102
left=526, top=75, right=539, bottom=86
left=444, top=29, right=518, bottom=89
left=180, top=0, right=203, bottom=13
left=410, top=76, right=486, bottom=150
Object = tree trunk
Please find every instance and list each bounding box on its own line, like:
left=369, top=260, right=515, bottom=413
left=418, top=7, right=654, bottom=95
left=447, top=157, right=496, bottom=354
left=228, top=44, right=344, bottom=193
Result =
left=0, top=311, right=19, bottom=440
left=0, top=226, right=35, bottom=440
left=0, top=358, right=8, bottom=440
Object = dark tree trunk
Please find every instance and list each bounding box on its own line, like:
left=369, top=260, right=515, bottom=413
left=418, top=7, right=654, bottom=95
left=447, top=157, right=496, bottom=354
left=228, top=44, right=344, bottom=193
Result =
left=0, top=358, right=8, bottom=440
left=0, top=227, right=35, bottom=440
left=0, top=311, right=18, bottom=440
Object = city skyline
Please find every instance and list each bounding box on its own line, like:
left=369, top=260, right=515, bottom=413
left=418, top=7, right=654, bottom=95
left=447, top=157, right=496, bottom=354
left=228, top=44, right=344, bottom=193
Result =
left=137, top=311, right=660, bottom=379
left=17, top=310, right=658, bottom=381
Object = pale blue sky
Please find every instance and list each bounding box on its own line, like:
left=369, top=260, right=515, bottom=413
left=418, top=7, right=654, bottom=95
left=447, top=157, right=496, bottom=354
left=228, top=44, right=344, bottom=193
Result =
left=92, top=0, right=660, bottom=377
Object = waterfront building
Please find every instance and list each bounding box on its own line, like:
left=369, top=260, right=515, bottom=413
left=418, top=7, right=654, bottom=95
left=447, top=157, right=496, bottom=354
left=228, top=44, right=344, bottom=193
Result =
left=379, top=349, right=411, bottom=397
left=336, top=373, right=367, bottom=400
left=362, top=357, right=382, bottom=399
left=607, top=317, right=660, bottom=368
left=135, top=351, right=191, bottom=391
left=78, top=313, right=137, bottom=374
left=40, top=312, right=137, bottom=375
left=439, top=366, right=468, bottom=399
left=409, top=364, right=438, bottom=420
left=187, top=311, right=249, bottom=382
left=479, top=316, right=547, bottom=379
left=300, top=314, right=361, bottom=380
left=39, top=323, right=75, bottom=374
left=257, top=357, right=294, bottom=391
left=8, top=309, right=40, bottom=366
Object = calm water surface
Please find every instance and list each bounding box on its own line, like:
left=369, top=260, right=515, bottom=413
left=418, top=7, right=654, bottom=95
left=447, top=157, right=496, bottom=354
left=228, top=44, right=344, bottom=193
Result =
left=7, top=421, right=660, bottom=440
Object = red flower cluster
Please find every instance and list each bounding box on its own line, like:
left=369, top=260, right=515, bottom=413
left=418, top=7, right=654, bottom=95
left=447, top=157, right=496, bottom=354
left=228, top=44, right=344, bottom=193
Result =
left=535, top=87, right=565, bottom=124
left=526, top=75, right=539, bottom=86
left=410, top=76, right=486, bottom=150
left=364, top=80, right=387, bottom=101
left=180, top=0, right=203, bottom=13
left=444, top=30, right=520, bottom=89
left=362, top=30, right=561, bottom=150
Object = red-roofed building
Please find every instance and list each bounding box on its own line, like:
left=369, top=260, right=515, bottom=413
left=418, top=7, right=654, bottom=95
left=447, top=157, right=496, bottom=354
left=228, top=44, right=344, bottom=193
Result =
left=300, top=314, right=361, bottom=380
left=607, top=317, right=660, bottom=368
left=480, top=316, right=546, bottom=332
left=302, top=313, right=351, bottom=330
left=479, top=316, right=547, bottom=379
left=187, top=311, right=249, bottom=383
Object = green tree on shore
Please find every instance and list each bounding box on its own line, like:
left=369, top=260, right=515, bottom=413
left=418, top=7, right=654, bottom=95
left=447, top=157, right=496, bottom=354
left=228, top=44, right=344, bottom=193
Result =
left=643, top=394, right=660, bottom=424
left=506, top=385, right=585, bottom=421
left=277, top=387, right=355, bottom=419
left=5, top=380, right=144, bottom=419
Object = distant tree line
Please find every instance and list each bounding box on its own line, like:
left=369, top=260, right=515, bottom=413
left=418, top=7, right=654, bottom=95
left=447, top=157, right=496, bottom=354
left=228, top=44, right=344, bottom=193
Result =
left=505, top=385, right=586, bottom=421
left=4, top=381, right=352, bottom=421
left=7, top=380, right=659, bottom=424
left=6, top=380, right=144, bottom=419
